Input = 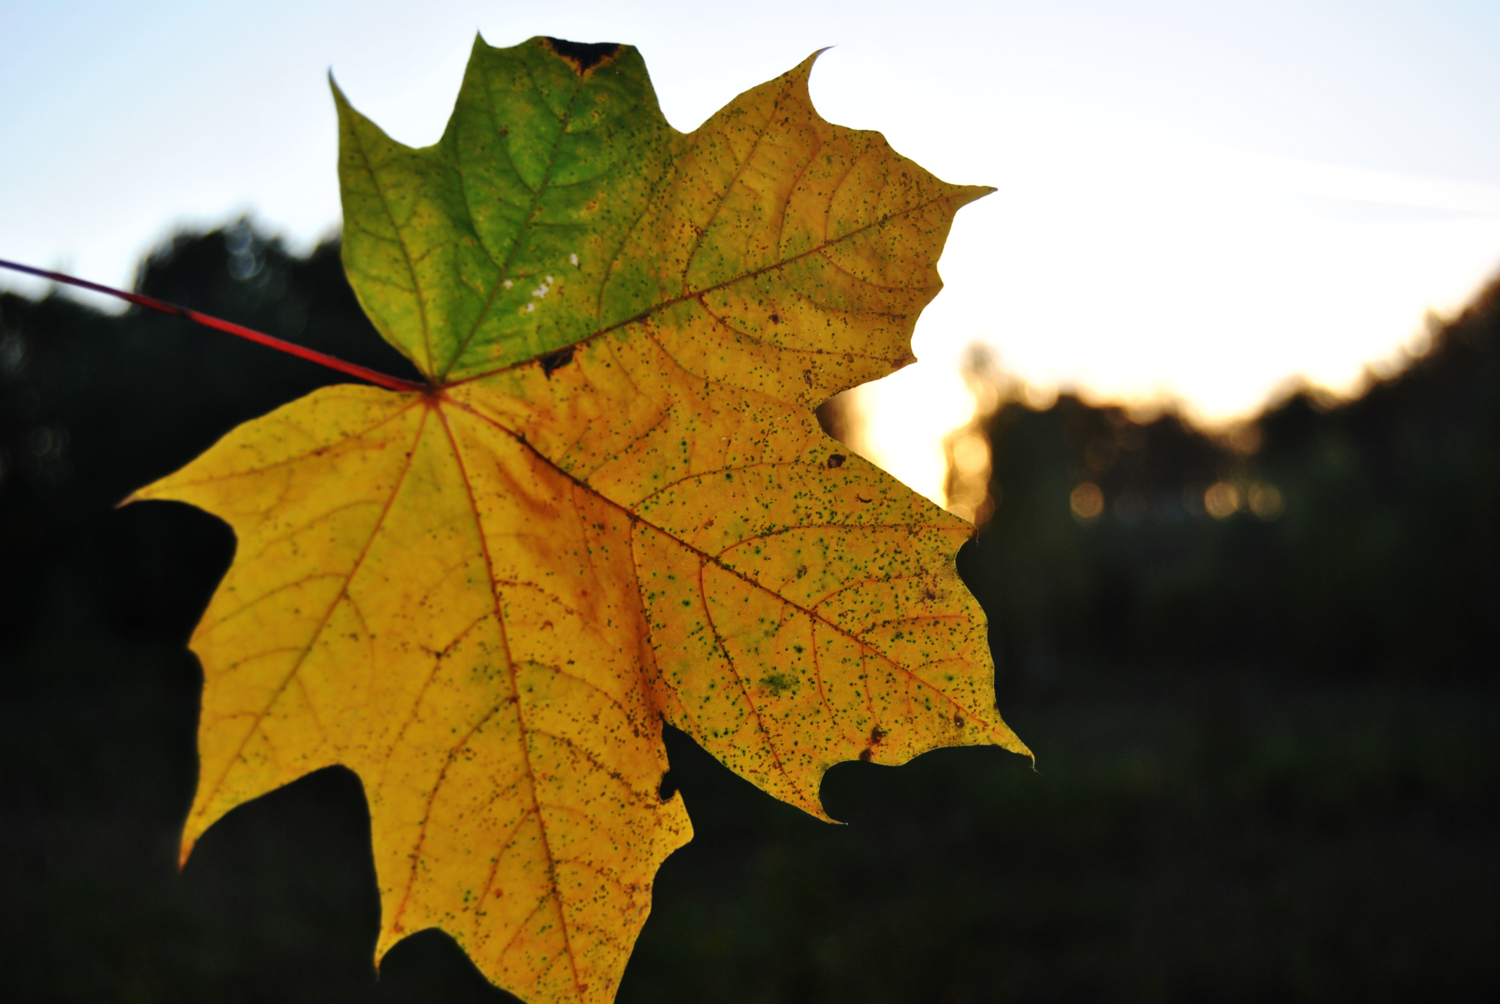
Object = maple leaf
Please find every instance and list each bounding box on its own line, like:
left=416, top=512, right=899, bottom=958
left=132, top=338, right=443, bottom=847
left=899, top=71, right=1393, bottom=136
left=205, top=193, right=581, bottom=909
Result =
left=130, top=35, right=1030, bottom=1004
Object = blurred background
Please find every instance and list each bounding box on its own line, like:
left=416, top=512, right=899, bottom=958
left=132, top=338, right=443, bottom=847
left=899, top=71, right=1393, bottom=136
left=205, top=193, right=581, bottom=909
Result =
left=4, top=1, right=1500, bottom=1001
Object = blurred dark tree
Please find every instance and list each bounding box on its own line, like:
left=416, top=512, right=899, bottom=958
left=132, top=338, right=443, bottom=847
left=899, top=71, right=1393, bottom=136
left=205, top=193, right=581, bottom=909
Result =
left=1256, top=291, right=1500, bottom=674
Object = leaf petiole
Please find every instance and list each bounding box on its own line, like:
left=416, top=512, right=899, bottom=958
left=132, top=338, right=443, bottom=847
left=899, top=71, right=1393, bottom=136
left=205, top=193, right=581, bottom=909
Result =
left=0, top=257, right=425, bottom=393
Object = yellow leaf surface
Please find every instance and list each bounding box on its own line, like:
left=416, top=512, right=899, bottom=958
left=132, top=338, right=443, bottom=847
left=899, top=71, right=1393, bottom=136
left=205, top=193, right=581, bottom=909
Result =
left=133, top=35, right=1029, bottom=1004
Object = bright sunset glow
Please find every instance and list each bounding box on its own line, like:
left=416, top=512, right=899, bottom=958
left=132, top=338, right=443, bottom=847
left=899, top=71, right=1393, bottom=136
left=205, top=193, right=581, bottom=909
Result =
left=5, top=1, right=1500, bottom=508
left=854, top=135, right=1500, bottom=504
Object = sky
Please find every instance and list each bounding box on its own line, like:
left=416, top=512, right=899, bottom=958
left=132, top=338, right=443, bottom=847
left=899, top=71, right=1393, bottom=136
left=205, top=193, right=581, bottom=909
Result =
left=4, top=0, right=1500, bottom=505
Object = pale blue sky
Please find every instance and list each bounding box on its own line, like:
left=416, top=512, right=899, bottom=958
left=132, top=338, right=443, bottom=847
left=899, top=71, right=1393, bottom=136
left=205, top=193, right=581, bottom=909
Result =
left=4, top=0, right=1500, bottom=500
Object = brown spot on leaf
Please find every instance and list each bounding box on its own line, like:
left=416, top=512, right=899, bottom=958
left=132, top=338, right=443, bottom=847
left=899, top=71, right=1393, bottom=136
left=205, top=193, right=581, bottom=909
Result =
left=827, top=453, right=846, bottom=469
left=858, top=748, right=873, bottom=762
left=540, top=346, right=575, bottom=377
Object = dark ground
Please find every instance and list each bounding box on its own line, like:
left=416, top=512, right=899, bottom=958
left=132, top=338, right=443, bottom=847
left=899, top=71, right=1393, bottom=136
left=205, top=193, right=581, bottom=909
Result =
left=2, top=225, right=1497, bottom=1002
left=6, top=629, right=1495, bottom=1003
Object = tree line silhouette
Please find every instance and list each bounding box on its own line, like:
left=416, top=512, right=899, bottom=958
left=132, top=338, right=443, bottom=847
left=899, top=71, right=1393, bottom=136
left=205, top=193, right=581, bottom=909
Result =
left=6, top=221, right=1495, bottom=686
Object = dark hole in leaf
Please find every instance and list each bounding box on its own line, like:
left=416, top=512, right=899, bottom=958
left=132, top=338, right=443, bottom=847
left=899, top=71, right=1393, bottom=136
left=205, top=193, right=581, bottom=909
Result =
left=657, top=770, right=677, bottom=801
left=540, top=346, right=575, bottom=377
left=543, top=38, right=623, bottom=74
left=827, top=453, right=846, bottom=469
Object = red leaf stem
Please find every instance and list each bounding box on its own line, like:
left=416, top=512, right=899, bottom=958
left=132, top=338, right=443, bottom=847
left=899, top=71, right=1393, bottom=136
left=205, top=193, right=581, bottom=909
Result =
left=0, top=258, right=425, bottom=393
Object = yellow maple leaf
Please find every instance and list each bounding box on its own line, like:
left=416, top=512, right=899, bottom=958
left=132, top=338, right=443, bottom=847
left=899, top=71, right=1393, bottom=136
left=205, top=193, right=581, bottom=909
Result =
left=132, top=35, right=1029, bottom=1004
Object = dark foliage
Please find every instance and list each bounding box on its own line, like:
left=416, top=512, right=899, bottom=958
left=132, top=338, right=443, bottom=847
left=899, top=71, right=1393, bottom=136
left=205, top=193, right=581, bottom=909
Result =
left=2, top=226, right=1496, bottom=1002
